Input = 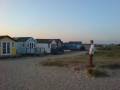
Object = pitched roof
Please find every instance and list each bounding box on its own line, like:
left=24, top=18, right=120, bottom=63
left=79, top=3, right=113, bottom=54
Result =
left=0, top=35, right=16, bottom=41
left=36, top=39, right=63, bottom=43
left=55, top=39, right=63, bottom=43
left=14, top=37, right=31, bottom=42
left=69, top=41, right=82, bottom=44
left=36, top=39, right=52, bottom=43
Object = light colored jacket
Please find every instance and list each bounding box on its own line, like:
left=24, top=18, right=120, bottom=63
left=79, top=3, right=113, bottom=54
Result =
left=89, top=44, right=95, bottom=55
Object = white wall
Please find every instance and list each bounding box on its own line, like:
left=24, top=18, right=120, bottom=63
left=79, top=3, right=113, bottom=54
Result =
left=36, top=43, right=51, bottom=54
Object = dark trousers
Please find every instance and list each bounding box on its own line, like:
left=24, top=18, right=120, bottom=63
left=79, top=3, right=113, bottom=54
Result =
left=88, top=54, right=94, bottom=67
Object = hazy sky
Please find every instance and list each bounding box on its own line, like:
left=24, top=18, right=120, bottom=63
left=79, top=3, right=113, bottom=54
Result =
left=0, top=0, right=120, bottom=43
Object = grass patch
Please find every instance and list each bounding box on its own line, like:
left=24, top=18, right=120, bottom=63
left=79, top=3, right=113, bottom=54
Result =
left=100, top=64, right=120, bottom=70
left=41, top=55, right=87, bottom=67
left=41, top=59, right=86, bottom=67
left=41, top=46, right=120, bottom=68
left=41, top=60, right=66, bottom=67
left=93, top=46, right=120, bottom=65
left=85, top=68, right=109, bottom=78
left=96, top=46, right=120, bottom=58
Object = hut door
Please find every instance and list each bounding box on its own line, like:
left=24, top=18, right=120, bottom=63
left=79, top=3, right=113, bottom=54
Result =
left=2, top=42, right=10, bottom=55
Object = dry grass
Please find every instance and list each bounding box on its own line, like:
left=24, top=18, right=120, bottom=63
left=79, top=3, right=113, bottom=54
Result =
left=40, top=46, right=120, bottom=68
left=85, top=67, right=109, bottom=78
left=94, top=46, right=120, bottom=66
left=39, top=46, right=120, bottom=78
left=100, top=64, right=120, bottom=70
left=41, top=55, right=87, bottom=67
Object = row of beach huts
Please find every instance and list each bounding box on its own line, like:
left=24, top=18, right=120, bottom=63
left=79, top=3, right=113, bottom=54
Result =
left=0, top=35, right=86, bottom=58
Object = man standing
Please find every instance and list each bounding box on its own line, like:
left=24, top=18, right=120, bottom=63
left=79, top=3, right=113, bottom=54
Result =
left=88, top=40, right=95, bottom=67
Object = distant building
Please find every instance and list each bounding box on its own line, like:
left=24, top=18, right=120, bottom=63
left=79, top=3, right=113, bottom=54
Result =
left=36, top=39, right=51, bottom=54
left=64, top=41, right=85, bottom=51
left=36, top=39, right=64, bottom=54
left=50, top=39, right=64, bottom=54
left=14, top=37, right=37, bottom=55
left=0, top=35, right=16, bottom=57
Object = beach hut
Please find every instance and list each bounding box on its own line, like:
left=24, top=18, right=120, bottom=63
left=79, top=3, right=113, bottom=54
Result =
left=50, top=39, right=64, bottom=54
left=36, top=39, right=64, bottom=54
left=0, top=35, right=16, bottom=57
left=14, top=37, right=37, bottom=55
left=63, top=41, right=85, bottom=51
left=36, top=39, right=52, bottom=54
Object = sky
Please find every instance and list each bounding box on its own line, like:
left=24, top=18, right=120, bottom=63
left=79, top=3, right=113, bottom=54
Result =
left=0, top=0, right=120, bottom=44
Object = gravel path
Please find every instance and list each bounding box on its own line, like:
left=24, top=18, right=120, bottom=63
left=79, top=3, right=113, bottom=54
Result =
left=0, top=52, right=120, bottom=90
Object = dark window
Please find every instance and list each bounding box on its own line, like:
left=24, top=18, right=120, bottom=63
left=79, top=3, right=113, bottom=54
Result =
left=7, top=42, right=10, bottom=53
left=30, top=43, right=32, bottom=48
left=31, top=43, right=32, bottom=48
left=2, top=43, right=6, bottom=54
left=0, top=42, right=1, bottom=47
left=31, top=43, right=35, bottom=48
left=32, top=43, right=33, bottom=48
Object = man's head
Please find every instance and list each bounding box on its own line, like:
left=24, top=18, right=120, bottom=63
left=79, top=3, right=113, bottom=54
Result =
left=90, top=40, right=94, bottom=44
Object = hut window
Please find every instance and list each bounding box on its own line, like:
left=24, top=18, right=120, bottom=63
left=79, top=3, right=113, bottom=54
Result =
left=7, top=42, right=10, bottom=53
left=3, top=43, right=6, bottom=54
left=29, top=43, right=31, bottom=48
left=31, top=43, right=33, bottom=48
left=32, top=43, right=35, bottom=48
left=30, top=43, right=31, bottom=48
left=12, top=43, right=14, bottom=47
left=32, top=43, right=34, bottom=48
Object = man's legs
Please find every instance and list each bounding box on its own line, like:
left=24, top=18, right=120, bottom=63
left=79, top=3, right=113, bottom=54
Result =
left=88, top=54, right=94, bottom=67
